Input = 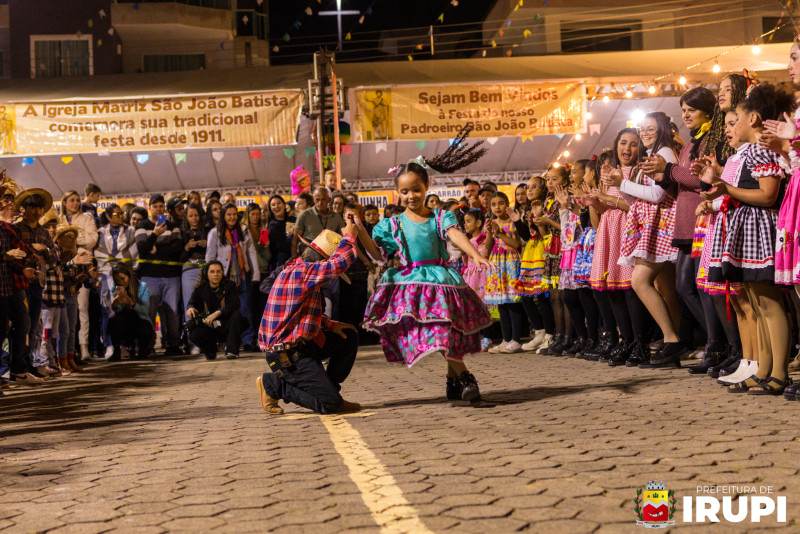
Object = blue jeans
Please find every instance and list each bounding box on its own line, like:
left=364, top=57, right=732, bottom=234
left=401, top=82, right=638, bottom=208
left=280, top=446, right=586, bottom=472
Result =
left=59, top=294, right=79, bottom=358
left=238, top=277, right=254, bottom=345
left=182, top=267, right=202, bottom=348
left=142, top=276, right=181, bottom=349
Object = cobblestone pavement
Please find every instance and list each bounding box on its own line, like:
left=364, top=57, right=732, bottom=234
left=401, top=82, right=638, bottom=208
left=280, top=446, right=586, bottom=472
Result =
left=1, top=346, right=798, bottom=533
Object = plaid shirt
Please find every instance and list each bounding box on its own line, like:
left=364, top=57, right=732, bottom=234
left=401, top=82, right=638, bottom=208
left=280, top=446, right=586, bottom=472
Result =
left=258, top=234, right=356, bottom=350
left=0, top=222, right=25, bottom=297
left=12, top=220, right=54, bottom=290
left=42, top=247, right=65, bottom=306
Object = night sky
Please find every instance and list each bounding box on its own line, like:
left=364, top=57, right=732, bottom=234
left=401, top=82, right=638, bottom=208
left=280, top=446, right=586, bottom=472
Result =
left=269, top=0, right=498, bottom=65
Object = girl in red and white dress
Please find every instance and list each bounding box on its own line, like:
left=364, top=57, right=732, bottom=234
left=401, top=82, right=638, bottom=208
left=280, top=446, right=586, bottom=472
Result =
left=603, top=112, right=682, bottom=368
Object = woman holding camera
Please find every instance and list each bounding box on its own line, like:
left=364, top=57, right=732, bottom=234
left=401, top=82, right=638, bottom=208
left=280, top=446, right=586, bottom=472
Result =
left=107, top=262, right=154, bottom=360
left=206, top=203, right=260, bottom=351
left=186, top=261, right=246, bottom=360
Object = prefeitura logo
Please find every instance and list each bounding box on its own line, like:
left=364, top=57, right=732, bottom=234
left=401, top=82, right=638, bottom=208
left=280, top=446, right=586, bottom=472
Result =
left=634, top=480, right=677, bottom=529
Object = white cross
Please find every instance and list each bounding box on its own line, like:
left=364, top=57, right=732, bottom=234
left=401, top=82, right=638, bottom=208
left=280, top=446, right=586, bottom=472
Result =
left=319, top=0, right=360, bottom=49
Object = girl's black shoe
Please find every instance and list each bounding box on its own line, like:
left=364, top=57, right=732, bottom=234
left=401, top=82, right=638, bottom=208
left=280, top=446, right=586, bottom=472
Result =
left=446, top=376, right=463, bottom=400
left=576, top=338, right=598, bottom=359
left=562, top=337, right=586, bottom=356
left=459, top=371, right=481, bottom=403
left=608, top=340, right=631, bottom=366
left=625, top=339, right=649, bottom=367
left=545, top=335, right=571, bottom=355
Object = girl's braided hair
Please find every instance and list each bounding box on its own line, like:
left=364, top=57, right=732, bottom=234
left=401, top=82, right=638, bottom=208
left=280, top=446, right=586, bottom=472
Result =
left=391, top=123, right=488, bottom=187
left=702, top=74, right=748, bottom=161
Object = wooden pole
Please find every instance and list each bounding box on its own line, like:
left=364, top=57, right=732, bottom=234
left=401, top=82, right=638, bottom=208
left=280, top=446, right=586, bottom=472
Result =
left=331, top=59, right=342, bottom=190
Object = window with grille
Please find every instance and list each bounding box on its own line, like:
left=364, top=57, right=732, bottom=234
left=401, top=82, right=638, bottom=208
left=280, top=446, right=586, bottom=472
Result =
left=143, top=54, right=206, bottom=72
left=31, top=36, right=92, bottom=78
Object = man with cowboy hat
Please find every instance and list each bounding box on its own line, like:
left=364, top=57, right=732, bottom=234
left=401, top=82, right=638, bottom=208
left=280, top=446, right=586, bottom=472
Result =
left=256, top=214, right=362, bottom=415
left=9, top=186, right=55, bottom=384
left=0, top=173, right=35, bottom=387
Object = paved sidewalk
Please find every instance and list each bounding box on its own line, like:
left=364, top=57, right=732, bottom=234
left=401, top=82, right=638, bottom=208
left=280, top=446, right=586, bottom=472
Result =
left=0, top=347, right=797, bottom=533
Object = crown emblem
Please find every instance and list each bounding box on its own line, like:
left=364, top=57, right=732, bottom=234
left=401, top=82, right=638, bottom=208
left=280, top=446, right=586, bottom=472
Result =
left=644, top=480, right=667, bottom=491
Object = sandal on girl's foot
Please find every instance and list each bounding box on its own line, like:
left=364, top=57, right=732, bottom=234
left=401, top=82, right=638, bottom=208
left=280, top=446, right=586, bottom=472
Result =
left=446, top=376, right=463, bottom=400
left=782, top=383, right=800, bottom=401
left=459, top=371, right=481, bottom=403
left=728, top=375, right=762, bottom=393
left=748, top=376, right=792, bottom=396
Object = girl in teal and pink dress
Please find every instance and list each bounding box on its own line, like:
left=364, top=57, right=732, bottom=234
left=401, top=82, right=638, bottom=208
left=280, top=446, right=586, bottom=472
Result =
left=355, top=127, right=494, bottom=402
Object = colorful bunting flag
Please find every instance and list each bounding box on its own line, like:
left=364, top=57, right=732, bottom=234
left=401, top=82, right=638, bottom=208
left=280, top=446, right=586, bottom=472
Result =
left=358, top=16, right=364, bottom=24
left=375, top=143, right=387, bottom=153
left=491, top=40, right=497, bottom=48
left=251, top=149, right=264, bottom=160
left=437, top=13, right=444, bottom=23
left=22, top=157, right=35, bottom=167
left=281, top=148, right=293, bottom=159
left=521, top=136, right=533, bottom=143
left=88, top=19, right=94, bottom=28
left=341, top=144, right=353, bottom=156
left=283, top=33, right=290, bottom=42
left=174, top=153, right=187, bottom=164
left=523, top=29, right=532, bottom=38
left=486, top=137, right=499, bottom=145
left=305, top=146, right=316, bottom=157
left=305, top=7, right=313, bottom=15
left=61, top=156, right=73, bottom=165
left=589, top=123, right=601, bottom=136
left=415, top=140, right=427, bottom=149
left=345, top=32, right=351, bottom=41
left=211, top=152, right=224, bottom=162
left=108, top=27, right=115, bottom=35
left=98, top=9, right=106, bottom=18
left=555, top=133, right=565, bottom=139
left=136, top=154, right=149, bottom=164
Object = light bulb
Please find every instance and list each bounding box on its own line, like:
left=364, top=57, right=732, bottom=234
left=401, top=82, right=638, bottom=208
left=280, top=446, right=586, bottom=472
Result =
left=575, top=134, right=582, bottom=140
left=553, top=162, right=560, bottom=168
left=602, top=95, right=610, bottom=103
left=648, top=85, right=656, bottom=94
left=563, top=150, right=570, bottom=157
left=679, top=76, right=687, bottom=85
left=586, top=111, right=592, bottom=119
left=712, top=62, right=720, bottom=73
left=625, top=90, right=633, bottom=98
left=752, top=45, right=761, bottom=55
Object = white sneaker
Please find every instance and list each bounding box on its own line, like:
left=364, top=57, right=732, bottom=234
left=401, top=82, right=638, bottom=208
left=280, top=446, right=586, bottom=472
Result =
left=190, top=346, right=202, bottom=356
left=488, top=341, right=509, bottom=354
left=500, top=340, right=522, bottom=353
left=687, top=348, right=704, bottom=360
left=521, top=330, right=546, bottom=351
left=536, top=334, right=553, bottom=354
left=720, top=360, right=757, bottom=384
left=104, top=346, right=114, bottom=358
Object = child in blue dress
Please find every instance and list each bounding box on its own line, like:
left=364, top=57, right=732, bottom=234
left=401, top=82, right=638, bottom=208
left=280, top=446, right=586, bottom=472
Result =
left=355, top=127, right=494, bottom=402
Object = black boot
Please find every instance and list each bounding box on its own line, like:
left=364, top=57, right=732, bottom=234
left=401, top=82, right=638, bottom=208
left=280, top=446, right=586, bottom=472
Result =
left=688, top=346, right=725, bottom=375
left=537, top=333, right=562, bottom=354
left=446, top=376, right=463, bottom=400
left=597, top=338, right=619, bottom=362
left=579, top=331, right=608, bottom=360
left=545, top=334, right=571, bottom=355
left=625, top=339, right=649, bottom=367
left=576, top=338, right=598, bottom=359
left=608, top=339, right=632, bottom=366
left=642, top=342, right=687, bottom=369
left=561, top=336, right=585, bottom=356
left=459, top=371, right=481, bottom=403
left=707, top=347, right=740, bottom=378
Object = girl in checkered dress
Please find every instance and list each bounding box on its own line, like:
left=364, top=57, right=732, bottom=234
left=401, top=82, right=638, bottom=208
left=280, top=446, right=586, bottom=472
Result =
left=705, top=84, right=794, bottom=395
left=604, top=113, right=684, bottom=367
left=584, top=139, right=651, bottom=365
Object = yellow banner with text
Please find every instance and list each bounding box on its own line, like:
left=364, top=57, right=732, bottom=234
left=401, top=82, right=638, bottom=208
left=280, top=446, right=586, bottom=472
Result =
left=352, top=81, right=585, bottom=142
left=0, top=90, right=304, bottom=156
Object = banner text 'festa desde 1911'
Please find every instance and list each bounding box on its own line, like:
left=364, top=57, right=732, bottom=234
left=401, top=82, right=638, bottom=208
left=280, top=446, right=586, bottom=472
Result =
left=0, top=90, right=304, bottom=156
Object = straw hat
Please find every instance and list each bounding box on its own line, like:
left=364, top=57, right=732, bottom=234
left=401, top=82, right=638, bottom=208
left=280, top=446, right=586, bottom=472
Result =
left=39, top=206, right=58, bottom=226
left=298, top=229, right=351, bottom=284
left=14, top=187, right=53, bottom=213
left=0, top=169, right=22, bottom=198
left=55, top=224, right=80, bottom=241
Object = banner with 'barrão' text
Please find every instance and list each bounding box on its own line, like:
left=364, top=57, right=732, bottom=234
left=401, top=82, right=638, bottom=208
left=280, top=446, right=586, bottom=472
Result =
left=0, top=90, right=304, bottom=156
left=351, top=81, right=586, bottom=142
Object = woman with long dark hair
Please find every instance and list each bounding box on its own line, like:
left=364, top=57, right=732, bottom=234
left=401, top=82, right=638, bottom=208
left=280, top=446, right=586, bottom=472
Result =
left=205, top=203, right=260, bottom=351
left=186, top=260, right=246, bottom=360
left=180, top=204, right=208, bottom=354
left=266, top=194, right=296, bottom=270
left=108, top=262, right=155, bottom=360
